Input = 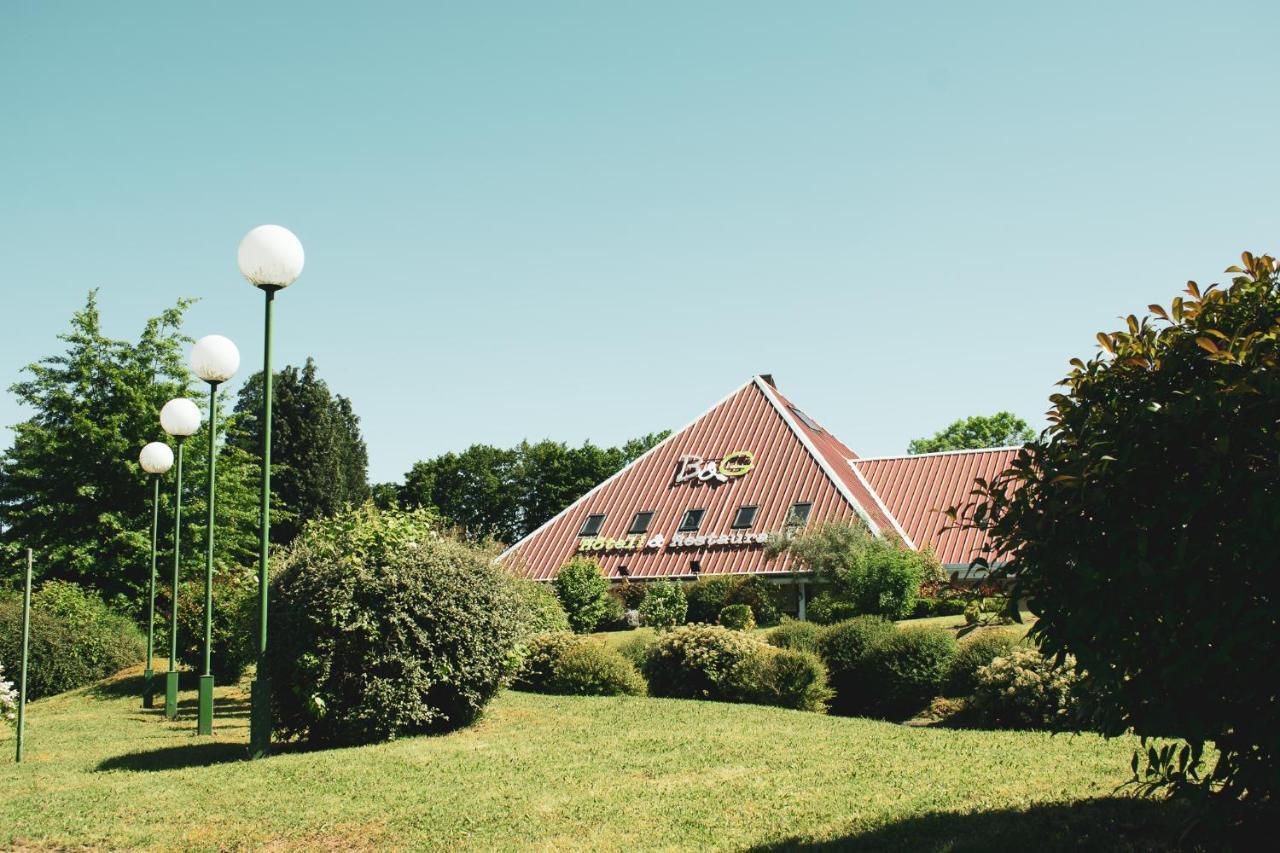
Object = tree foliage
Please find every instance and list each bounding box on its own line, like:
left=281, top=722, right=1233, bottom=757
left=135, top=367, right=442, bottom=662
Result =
left=0, top=293, right=261, bottom=612
left=398, top=432, right=669, bottom=543
left=949, top=252, right=1280, bottom=805
left=229, top=358, right=369, bottom=545
left=907, top=412, right=1034, bottom=454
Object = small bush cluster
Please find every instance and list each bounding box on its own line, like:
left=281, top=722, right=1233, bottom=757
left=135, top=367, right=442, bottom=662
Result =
left=970, top=647, right=1083, bottom=731
left=911, top=596, right=967, bottom=618
left=611, top=581, right=648, bottom=611
left=684, top=575, right=784, bottom=626
left=0, top=581, right=144, bottom=699
left=861, top=627, right=957, bottom=719
left=947, top=629, right=1021, bottom=697
left=767, top=619, right=822, bottom=653
left=507, top=574, right=571, bottom=636
left=554, top=558, right=613, bottom=634
left=515, top=632, right=645, bottom=697
left=642, top=623, right=828, bottom=711
left=718, top=603, right=755, bottom=631
left=806, top=591, right=860, bottom=625
left=638, top=580, right=687, bottom=629
left=266, top=505, right=525, bottom=747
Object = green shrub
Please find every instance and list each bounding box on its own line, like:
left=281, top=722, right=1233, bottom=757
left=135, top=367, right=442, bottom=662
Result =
left=596, top=590, right=629, bottom=631
left=806, top=591, right=859, bottom=625
left=553, top=558, right=612, bottom=634
left=767, top=619, right=822, bottom=653
left=614, top=633, right=654, bottom=669
left=947, top=629, right=1020, bottom=697
left=642, top=623, right=761, bottom=702
left=745, top=647, right=831, bottom=712
left=0, top=581, right=144, bottom=699
left=684, top=576, right=736, bottom=624
left=861, top=627, right=958, bottom=719
left=816, top=616, right=895, bottom=714
left=724, top=575, right=783, bottom=627
left=612, top=580, right=647, bottom=610
left=266, top=505, right=524, bottom=746
left=547, top=643, right=646, bottom=697
left=911, top=596, right=967, bottom=618
left=514, top=632, right=583, bottom=692
left=175, top=573, right=255, bottom=683
left=970, top=647, right=1083, bottom=731
left=718, top=603, right=755, bottom=631
left=638, top=580, right=687, bottom=630
left=507, top=574, right=570, bottom=636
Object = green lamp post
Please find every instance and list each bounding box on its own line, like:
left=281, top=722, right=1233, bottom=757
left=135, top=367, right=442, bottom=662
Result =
left=138, top=441, right=175, bottom=709
left=159, top=396, right=201, bottom=720
left=237, top=224, right=305, bottom=758
left=190, top=334, right=241, bottom=735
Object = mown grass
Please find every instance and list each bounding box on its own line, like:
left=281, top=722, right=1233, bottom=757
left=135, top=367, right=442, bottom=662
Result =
left=0, top=663, right=1201, bottom=851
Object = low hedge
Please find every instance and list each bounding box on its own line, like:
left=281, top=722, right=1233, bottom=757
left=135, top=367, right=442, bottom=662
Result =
left=767, top=620, right=822, bottom=653
left=516, top=632, right=645, bottom=697
left=718, top=603, right=755, bottom=631
left=816, top=616, right=895, bottom=714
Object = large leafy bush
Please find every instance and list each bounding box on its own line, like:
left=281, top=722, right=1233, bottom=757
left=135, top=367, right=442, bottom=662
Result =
left=506, top=574, right=570, bottom=635
left=743, top=647, right=831, bottom=712
left=684, top=576, right=736, bottom=623
left=815, top=616, right=895, bottom=714
left=0, top=582, right=143, bottom=698
left=861, top=627, right=957, bottom=719
left=949, top=254, right=1280, bottom=801
left=265, top=505, right=524, bottom=746
left=514, top=632, right=581, bottom=691
left=947, top=629, right=1020, bottom=697
left=767, top=619, right=822, bottom=653
left=969, top=647, right=1083, bottom=731
left=547, top=643, right=646, bottom=697
left=553, top=557, right=612, bottom=633
left=638, top=579, right=687, bottom=629
left=684, top=575, right=785, bottom=626
left=769, top=521, right=940, bottom=620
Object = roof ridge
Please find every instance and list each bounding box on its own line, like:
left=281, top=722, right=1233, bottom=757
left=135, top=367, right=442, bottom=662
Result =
left=850, top=445, right=1024, bottom=463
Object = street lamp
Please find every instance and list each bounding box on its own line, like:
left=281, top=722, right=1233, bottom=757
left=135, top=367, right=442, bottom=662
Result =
left=190, top=334, right=240, bottom=735
left=238, top=223, right=304, bottom=758
left=159, top=396, right=201, bottom=721
left=138, top=441, right=174, bottom=709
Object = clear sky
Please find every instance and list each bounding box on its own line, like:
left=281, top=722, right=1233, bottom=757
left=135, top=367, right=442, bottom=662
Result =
left=3, top=2, right=1279, bottom=482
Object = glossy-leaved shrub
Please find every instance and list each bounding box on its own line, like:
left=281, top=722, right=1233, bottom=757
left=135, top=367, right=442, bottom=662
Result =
left=718, top=603, right=755, bottom=631
left=638, top=579, right=687, bottom=630
left=947, top=628, right=1021, bottom=697
left=0, top=582, right=144, bottom=699
left=861, top=627, right=957, bottom=719
left=970, top=647, right=1083, bottom=731
left=816, top=615, right=895, bottom=714
left=767, top=619, right=822, bottom=653
left=266, top=505, right=524, bottom=747
left=554, top=558, right=613, bottom=634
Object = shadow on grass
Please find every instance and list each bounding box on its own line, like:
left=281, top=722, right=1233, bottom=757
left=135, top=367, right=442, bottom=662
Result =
left=96, top=741, right=249, bottom=772
left=747, top=797, right=1230, bottom=853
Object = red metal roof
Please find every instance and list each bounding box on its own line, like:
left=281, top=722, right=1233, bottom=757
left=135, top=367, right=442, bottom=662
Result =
left=499, top=376, right=1020, bottom=580
left=850, top=447, right=1020, bottom=568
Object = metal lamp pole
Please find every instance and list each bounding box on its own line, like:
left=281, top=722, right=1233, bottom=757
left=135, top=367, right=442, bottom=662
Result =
left=191, top=335, right=240, bottom=735
left=237, top=224, right=305, bottom=758
left=138, top=442, right=174, bottom=709
left=159, top=397, right=202, bottom=721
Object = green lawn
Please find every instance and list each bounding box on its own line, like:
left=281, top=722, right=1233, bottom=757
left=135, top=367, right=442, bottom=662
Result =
left=0, top=664, right=1199, bottom=851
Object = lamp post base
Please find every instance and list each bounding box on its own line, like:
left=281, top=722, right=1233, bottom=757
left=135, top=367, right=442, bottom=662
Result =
left=164, top=671, right=180, bottom=720
left=197, top=675, right=214, bottom=735
left=249, top=675, right=271, bottom=759
left=142, top=667, right=155, bottom=709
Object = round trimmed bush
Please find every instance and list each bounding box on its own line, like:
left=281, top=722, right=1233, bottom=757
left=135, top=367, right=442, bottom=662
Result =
left=0, top=581, right=144, bottom=699
left=947, top=629, right=1020, bottom=697
left=816, top=616, right=894, bottom=714
left=642, top=623, right=761, bottom=702
left=718, top=603, right=755, bottom=631
left=547, top=643, right=646, bottom=697
left=861, top=627, right=958, bottom=719
left=725, top=575, right=783, bottom=627
left=684, top=576, right=736, bottom=624
left=970, top=647, right=1082, bottom=731
left=747, top=647, right=831, bottom=712
left=768, top=619, right=822, bottom=653
left=806, top=591, right=859, bottom=625
left=639, top=580, right=687, bottom=630
left=515, top=631, right=583, bottom=692
left=266, top=505, right=525, bottom=746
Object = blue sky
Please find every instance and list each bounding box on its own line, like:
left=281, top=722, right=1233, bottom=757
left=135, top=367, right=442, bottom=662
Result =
left=3, top=2, right=1278, bottom=482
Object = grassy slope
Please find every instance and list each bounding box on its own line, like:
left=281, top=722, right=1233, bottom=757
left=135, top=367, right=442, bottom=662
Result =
left=0, top=666, right=1196, bottom=851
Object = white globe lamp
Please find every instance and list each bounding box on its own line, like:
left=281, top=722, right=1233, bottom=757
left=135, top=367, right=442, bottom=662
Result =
left=191, top=335, right=240, bottom=384
left=159, top=398, right=201, bottom=437
left=138, top=442, right=174, bottom=475
left=237, top=224, right=304, bottom=289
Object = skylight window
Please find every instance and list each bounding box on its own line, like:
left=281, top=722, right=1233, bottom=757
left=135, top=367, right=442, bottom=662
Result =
left=788, top=501, right=813, bottom=525
left=678, top=509, right=705, bottom=532
left=628, top=511, right=655, bottom=535
left=789, top=406, right=822, bottom=432
left=579, top=514, right=605, bottom=536
left=731, top=505, right=759, bottom=529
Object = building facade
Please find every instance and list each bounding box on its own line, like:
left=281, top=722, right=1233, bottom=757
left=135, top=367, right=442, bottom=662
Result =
left=499, top=376, right=1016, bottom=609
